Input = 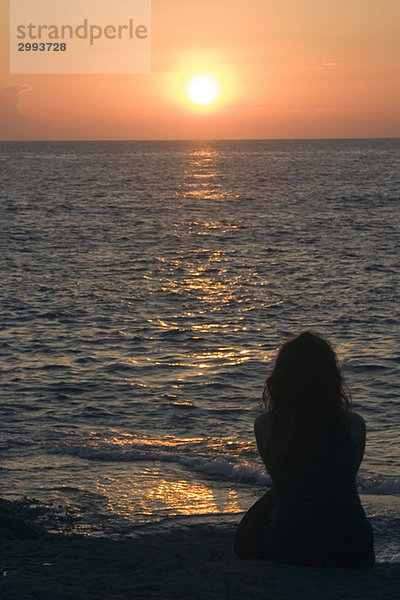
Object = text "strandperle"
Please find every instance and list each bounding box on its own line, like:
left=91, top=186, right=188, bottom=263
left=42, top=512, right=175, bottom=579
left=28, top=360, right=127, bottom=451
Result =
left=16, top=19, right=148, bottom=46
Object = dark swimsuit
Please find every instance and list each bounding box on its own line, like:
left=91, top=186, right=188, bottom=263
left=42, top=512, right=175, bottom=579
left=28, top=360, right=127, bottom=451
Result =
left=261, top=426, right=375, bottom=568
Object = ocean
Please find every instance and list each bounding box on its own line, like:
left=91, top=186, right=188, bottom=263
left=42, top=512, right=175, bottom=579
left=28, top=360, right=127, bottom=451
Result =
left=0, top=138, right=399, bottom=562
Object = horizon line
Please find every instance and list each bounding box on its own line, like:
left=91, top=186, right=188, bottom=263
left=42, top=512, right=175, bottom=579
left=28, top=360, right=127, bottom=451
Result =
left=1, top=136, right=399, bottom=143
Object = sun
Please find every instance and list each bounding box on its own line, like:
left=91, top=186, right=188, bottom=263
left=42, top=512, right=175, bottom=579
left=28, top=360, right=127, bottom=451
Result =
left=186, top=74, right=220, bottom=106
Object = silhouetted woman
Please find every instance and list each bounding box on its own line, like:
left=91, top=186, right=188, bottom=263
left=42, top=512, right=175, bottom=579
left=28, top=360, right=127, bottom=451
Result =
left=235, top=331, right=374, bottom=568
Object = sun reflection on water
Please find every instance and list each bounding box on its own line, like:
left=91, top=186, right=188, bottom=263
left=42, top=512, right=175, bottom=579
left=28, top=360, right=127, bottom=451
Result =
left=146, top=479, right=218, bottom=515
left=176, top=147, right=239, bottom=201
left=94, top=467, right=245, bottom=520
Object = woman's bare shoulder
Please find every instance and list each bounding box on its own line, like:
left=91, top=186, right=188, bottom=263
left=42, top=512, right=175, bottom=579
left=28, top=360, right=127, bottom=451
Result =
left=348, top=411, right=366, bottom=436
left=347, top=411, right=366, bottom=467
left=254, top=412, right=272, bottom=431
left=254, top=413, right=273, bottom=464
left=254, top=412, right=273, bottom=444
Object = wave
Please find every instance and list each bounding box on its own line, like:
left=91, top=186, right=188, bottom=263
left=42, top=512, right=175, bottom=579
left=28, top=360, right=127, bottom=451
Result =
left=49, top=444, right=269, bottom=486
left=46, top=434, right=399, bottom=494
left=359, top=478, right=400, bottom=496
left=46, top=434, right=268, bottom=485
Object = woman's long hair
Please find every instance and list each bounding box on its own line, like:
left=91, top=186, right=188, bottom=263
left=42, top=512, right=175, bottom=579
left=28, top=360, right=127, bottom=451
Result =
left=261, top=331, right=351, bottom=463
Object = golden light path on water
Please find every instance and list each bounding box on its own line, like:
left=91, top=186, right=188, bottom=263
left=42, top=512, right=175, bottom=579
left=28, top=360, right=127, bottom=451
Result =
left=95, top=470, right=242, bottom=519
left=135, top=147, right=266, bottom=516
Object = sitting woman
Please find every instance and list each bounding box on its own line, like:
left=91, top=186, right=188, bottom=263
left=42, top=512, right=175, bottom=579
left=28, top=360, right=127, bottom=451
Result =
left=235, top=331, right=375, bottom=568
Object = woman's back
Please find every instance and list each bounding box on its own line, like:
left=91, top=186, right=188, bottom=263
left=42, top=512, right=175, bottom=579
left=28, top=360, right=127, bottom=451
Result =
left=255, top=412, right=375, bottom=568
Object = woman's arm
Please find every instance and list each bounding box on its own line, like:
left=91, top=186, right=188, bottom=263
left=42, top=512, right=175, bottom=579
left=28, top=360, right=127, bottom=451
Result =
left=254, top=412, right=273, bottom=468
left=235, top=413, right=274, bottom=559
left=348, top=411, right=366, bottom=471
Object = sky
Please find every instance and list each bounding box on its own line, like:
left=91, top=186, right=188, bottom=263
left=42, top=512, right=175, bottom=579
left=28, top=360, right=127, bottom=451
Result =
left=0, top=0, right=399, bottom=140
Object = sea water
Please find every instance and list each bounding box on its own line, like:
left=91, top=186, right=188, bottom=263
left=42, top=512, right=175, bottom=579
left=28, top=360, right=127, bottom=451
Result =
left=0, top=139, right=399, bottom=562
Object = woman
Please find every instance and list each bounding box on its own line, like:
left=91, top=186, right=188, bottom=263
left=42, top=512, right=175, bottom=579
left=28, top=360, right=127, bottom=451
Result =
left=235, top=331, right=375, bottom=568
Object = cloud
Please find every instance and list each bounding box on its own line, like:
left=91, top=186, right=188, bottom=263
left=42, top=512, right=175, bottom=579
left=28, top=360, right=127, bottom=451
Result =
left=0, top=84, right=32, bottom=138
left=322, top=62, right=343, bottom=67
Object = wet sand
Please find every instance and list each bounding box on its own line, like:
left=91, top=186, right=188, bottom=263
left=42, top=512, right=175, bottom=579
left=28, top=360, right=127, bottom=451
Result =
left=1, top=523, right=399, bottom=600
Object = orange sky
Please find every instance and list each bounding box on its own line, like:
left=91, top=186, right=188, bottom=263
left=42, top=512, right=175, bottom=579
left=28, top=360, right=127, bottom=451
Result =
left=1, top=0, right=399, bottom=140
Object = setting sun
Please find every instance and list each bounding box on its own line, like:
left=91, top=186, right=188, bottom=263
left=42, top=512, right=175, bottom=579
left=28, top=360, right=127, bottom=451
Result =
left=186, top=74, right=220, bottom=106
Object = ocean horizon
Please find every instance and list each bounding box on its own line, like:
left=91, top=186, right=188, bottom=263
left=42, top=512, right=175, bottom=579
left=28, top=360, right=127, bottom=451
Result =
left=3, top=136, right=400, bottom=143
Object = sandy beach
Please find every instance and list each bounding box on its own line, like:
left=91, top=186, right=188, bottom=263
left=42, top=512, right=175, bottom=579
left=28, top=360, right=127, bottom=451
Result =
left=1, top=500, right=399, bottom=600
